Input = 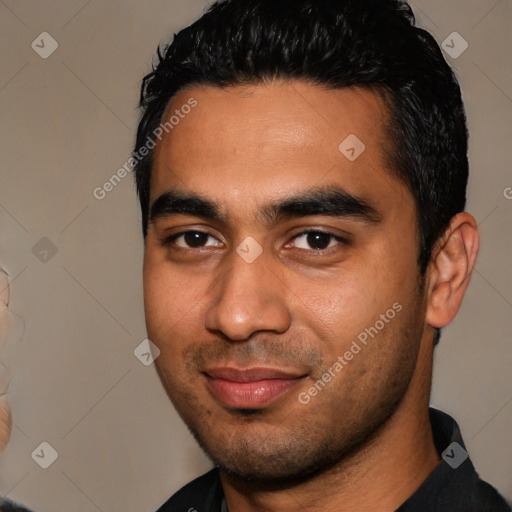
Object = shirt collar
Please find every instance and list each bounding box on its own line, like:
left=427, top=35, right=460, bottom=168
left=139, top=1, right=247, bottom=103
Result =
left=218, top=408, right=507, bottom=512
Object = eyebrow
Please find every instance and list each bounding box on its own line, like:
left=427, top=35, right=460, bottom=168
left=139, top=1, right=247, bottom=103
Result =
left=149, top=185, right=382, bottom=226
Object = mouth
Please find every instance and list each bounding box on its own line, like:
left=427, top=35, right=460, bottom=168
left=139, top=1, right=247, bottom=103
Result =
left=203, top=367, right=307, bottom=409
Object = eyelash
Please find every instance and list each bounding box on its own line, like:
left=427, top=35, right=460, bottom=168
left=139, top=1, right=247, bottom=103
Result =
left=161, top=229, right=350, bottom=253
left=287, top=230, right=349, bottom=251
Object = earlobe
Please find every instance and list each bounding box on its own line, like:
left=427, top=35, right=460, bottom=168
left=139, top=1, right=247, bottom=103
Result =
left=425, top=213, right=480, bottom=329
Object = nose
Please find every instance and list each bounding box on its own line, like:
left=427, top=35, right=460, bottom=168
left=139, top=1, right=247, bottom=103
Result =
left=204, top=246, right=291, bottom=341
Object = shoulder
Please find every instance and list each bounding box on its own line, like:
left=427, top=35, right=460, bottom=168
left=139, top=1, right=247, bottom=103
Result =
left=474, top=479, right=512, bottom=512
left=156, top=468, right=223, bottom=512
left=0, top=498, right=35, bottom=512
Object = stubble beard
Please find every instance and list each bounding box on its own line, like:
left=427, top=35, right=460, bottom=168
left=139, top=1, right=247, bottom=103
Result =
left=156, top=317, right=423, bottom=489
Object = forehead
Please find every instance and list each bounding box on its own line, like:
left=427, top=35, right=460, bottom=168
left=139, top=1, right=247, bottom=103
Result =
left=150, top=80, right=413, bottom=224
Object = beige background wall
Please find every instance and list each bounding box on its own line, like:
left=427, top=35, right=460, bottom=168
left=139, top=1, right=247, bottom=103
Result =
left=0, top=0, right=510, bottom=510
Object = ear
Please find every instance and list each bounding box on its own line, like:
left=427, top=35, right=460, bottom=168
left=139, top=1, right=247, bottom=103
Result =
left=425, top=213, right=480, bottom=328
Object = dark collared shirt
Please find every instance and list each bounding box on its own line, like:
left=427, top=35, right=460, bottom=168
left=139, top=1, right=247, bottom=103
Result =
left=156, top=408, right=511, bottom=511
left=0, top=498, right=34, bottom=512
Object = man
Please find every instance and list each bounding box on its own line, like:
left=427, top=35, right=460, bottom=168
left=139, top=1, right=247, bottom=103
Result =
left=133, top=0, right=511, bottom=510
left=0, top=271, right=33, bottom=512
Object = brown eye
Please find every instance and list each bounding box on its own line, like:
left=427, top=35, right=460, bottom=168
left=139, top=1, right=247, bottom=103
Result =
left=290, top=231, right=346, bottom=251
left=166, top=231, right=222, bottom=249
left=183, top=231, right=209, bottom=247
left=306, top=232, right=332, bottom=250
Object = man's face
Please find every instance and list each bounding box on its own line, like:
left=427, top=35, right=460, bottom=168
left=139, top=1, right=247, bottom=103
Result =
left=143, top=81, right=428, bottom=482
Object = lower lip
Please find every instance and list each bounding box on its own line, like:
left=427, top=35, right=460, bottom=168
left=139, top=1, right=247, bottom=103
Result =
left=206, top=377, right=303, bottom=409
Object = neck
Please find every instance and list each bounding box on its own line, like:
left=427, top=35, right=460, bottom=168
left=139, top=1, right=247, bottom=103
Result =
left=221, top=339, right=439, bottom=512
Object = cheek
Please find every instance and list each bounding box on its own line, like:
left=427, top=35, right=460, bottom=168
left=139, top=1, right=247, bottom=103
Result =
left=143, top=261, right=184, bottom=341
left=143, top=254, right=214, bottom=357
left=286, top=268, right=385, bottom=341
left=288, top=256, right=419, bottom=356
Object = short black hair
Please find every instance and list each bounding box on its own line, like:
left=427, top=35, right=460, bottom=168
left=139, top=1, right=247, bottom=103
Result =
left=134, top=0, right=468, bottom=276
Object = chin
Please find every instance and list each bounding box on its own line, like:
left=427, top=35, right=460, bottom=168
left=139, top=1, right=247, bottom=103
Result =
left=187, top=420, right=352, bottom=487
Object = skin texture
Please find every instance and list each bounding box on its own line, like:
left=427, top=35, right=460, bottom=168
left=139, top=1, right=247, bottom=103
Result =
left=143, top=81, right=479, bottom=512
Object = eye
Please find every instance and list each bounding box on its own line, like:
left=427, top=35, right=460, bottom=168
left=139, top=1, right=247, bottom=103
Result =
left=166, top=231, right=222, bottom=249
left=288, top=230, right=346, bottom=251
